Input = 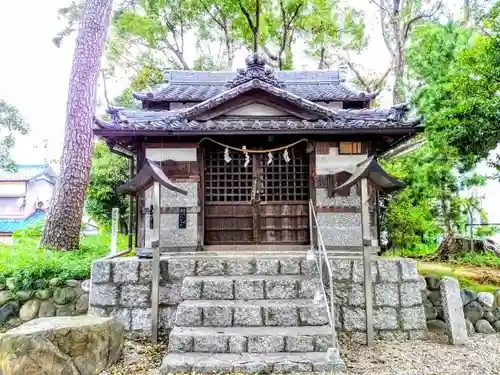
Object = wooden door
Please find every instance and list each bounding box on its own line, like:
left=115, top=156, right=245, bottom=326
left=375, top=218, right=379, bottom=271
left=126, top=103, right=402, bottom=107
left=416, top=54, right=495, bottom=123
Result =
left=258, top=147, right=310, bottom=244
left=204, top=145, right=310, bottom=245
left=204, top=147, right=254, bottom=244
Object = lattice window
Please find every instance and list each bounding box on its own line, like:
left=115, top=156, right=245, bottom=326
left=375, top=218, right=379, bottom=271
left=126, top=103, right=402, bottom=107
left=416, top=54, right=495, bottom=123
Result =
left=204, top=148, right=253, bottom=203
left=261, top=148, right=309, bottom=202
left=339, top=141, right=363, bottom=155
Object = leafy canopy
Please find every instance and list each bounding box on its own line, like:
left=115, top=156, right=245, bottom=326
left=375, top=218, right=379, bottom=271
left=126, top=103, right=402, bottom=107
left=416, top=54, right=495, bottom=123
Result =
left=0, top=100, right=30, bottom=171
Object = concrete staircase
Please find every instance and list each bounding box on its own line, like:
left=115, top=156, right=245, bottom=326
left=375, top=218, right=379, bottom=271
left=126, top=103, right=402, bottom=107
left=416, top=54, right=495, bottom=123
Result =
left=159, top=256, right=346, bottom=374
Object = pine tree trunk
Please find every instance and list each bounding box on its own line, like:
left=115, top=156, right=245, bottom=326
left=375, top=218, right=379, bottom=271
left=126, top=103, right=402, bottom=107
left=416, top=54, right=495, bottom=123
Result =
left=41, top=0, right=113, bottom=250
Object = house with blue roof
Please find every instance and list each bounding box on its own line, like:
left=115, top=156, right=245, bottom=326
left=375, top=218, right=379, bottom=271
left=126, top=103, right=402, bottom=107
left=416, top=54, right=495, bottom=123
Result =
left=0, top=165, right=57, bottom=242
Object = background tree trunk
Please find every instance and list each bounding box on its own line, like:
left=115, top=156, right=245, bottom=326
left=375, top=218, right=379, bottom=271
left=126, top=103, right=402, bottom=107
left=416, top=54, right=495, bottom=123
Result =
left=41, top=0, right=114, bottom=250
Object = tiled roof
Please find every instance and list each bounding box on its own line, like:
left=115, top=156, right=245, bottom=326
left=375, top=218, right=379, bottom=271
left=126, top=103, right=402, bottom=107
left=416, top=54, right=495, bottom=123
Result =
left=134, top=67, right=377, bottom=102
left=95, top=110, right=421, bottom=133
left=0, top=165, right=54, bottom=182
left=0, top=211, right=45, bottom=234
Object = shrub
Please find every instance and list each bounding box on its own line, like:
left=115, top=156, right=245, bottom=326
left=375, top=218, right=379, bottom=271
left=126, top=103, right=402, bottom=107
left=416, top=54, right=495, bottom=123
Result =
left=0, top=224, right=128, bottom=291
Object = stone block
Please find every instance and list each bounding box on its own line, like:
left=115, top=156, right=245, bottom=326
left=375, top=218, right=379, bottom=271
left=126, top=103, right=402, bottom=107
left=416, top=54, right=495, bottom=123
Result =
left=255, top=260, right=279, bottom=275
left=202, top=279, right=234, bottom=300
left=168, top=260, right=196, bottom=279
left=228, top=336, right=247, bottom=353
left=91, top=261, right=111, bottom=284
left=400, top=282, right=422, bottom=307
left=234, top=306, right=262, bottom=326
left=477, top=292, right=495, bottom=308
left=226, top=260, right=254, bottom=276
left=373, top=307, right=399, bottom=330
left=110, top=308, right=131, bottom=330
left=348, top=284, right=365, bottom=306
left=377, top=260, right=400, bottom=282
left=298, top=279, right=320, bottom=299
left=343, top=307, right=366, bottom=331
left=440, top=277, right=467, bottom=345
left=314, top=336, right=331, bottom=351
left=120, top=284, right=150, bottom=307
left=203, top=306, right=232, bottom=327
left=300, top=260, right=319, bottom=276
left=352, top=260, right=377, bottom=283
left=299, top=305, right=329, bottom=325
left=280, top=260, right=300, bottom=275
left=113, top=259, right=139, bottom=283
left=418, top=276, right=427, bottom=292
left=235, top=280, right=264, bottom=300
left=273, top=361, right=312, bottom=373
left=181, top=279, right=202, bottom=300
left=400, top=259, right=420, bottom=281
left=374, top=283, right=399, bottom=307
left=138, top=260, right=152, bottom=282
left=168, top=335, right=192, bottom=353
left=131, top=308, right=151, bottom=331
left=461, top=289, right=477, bottom=306
left=194, top=335, right=227, bottom=353
left=87, top=306, right=107, bottom=317
left=193, top=359, right=233, bottom=374
left=159, top=307, right=176, bottom=332
left=248, top=335, right=285, bottom=353
left=330, top=259, right=352, bottom=281
left=264, top=306, right=298, bottom=326
left=265, top=280, right=297, bottom=299
left=89, top=284, right=118, bottom=307
left=175, top=305, right=201, bottom=326
left=400, top=306, right=427, bottom=330
left=285, top=335, right=314, bottom=352
left=158, top=283, right=182, bottom=305
left=332, top=283, right=350, bottom=305
left=233, top=362, right=269, bottom=374
left=196, top=260, right=225, bottom=276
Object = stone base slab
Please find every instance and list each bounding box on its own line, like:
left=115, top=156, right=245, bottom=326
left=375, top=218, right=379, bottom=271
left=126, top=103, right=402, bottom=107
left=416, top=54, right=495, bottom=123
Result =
left=168, top=326, right=334, bottom=353
left=159, top=351, right=346, bottom=374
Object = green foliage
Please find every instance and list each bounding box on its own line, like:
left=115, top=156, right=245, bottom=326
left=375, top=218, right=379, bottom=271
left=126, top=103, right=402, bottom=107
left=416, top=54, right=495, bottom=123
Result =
left=0, top=100, right=30, bottom=171
left=407, top=10, right=500, bottom=168
left=85, top=142, right=130, bottom=231
left=0, top=226, right=127, bottom=291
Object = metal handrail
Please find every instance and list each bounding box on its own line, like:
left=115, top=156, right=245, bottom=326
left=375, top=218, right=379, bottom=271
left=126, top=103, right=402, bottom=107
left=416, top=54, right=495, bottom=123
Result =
left=308, top=199, right=338, bottom=350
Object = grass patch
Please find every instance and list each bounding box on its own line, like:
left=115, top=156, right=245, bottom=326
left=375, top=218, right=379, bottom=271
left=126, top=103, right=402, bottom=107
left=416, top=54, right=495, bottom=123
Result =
left=0, top=221, right=128, bottom=291
left=417, top=263, right=499, bottom=293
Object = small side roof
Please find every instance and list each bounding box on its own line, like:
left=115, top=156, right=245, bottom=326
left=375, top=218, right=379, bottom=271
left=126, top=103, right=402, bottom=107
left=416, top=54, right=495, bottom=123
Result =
left=117, top=159, right=188, bottom=196
left=334, top=156, right=405, bottom=193
left=0, top=165, right=57, bottom=183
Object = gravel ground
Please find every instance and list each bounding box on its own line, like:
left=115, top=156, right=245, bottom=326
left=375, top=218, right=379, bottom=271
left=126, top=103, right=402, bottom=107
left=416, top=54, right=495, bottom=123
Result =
left=101, top=333, right=500, bottom=375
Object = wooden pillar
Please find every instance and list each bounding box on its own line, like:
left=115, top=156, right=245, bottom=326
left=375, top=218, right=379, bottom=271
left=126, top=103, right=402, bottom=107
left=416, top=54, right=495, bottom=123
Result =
left=360, top=177, right=374, bottom=345
left=151, top=181, right=161, bottom=344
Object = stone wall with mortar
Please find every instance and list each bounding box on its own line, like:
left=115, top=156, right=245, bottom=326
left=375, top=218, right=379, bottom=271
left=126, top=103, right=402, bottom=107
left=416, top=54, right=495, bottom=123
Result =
left=144, top=147, right=200, bottom=250
left=422, top=275, right=500, bottom=335
left=88, top=256, right=427, bottom=340
left=0, top=278, right=89, bottom=330
left=314, top=145, right=375, bottom=247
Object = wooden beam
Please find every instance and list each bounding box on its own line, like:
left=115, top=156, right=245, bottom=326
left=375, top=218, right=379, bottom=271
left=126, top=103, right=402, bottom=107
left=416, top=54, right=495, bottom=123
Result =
left=360, top=177, right=374, bottom=346
left=151, top=181, right=161, bottom=344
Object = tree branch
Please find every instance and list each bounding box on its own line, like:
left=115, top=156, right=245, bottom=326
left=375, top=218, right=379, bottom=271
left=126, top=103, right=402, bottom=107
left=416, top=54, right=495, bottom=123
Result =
left=403, top=2, right=443, bottom=41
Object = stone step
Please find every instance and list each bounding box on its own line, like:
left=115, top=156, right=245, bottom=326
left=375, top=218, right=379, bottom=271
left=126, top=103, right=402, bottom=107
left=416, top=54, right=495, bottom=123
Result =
left=159, top=351, right=346, bottom=374
left=182, top=275, right=321, bottom=301
left=168, top=326, right=335, bottom=353
left=175, top=299, right=329, bottom=327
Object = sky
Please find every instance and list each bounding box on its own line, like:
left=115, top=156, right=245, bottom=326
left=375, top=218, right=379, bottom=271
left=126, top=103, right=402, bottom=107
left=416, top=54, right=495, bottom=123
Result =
left=0, top=0, right=499, bottom=223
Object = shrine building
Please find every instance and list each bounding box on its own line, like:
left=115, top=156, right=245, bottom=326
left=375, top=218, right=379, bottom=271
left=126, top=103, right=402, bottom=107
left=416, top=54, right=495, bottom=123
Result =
left=94, top=53, right=421, bottom=252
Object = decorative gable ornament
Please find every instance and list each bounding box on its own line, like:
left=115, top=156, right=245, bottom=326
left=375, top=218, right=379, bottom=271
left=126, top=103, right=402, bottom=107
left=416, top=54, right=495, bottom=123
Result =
left=226, top=53, right=286, bottom=89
